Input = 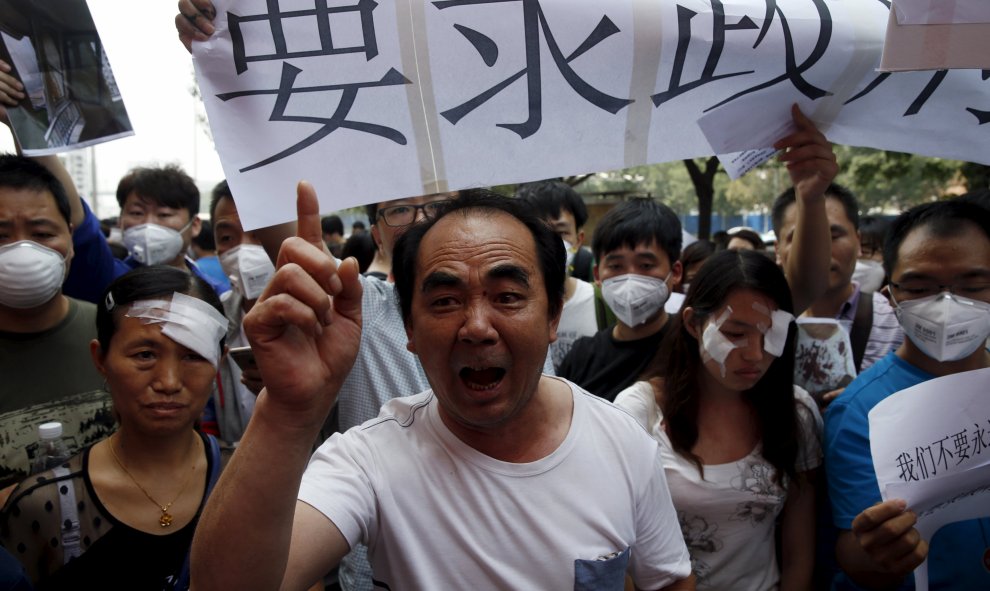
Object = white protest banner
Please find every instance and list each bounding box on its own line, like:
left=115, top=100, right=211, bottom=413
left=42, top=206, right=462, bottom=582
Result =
left=192, top=0, right=990, bottom=230
left=869, top=368, right=990, bottom=591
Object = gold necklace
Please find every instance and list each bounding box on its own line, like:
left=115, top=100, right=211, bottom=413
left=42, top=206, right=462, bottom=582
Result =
left=108, top=434, right=198, bottom=528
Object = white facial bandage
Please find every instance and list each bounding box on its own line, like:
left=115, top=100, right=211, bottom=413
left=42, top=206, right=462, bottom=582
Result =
left=701, top=307, right=745, bottom=377
left=752, top=302, right=794, bottom=357
left=126, top=292, right=228, bottom=368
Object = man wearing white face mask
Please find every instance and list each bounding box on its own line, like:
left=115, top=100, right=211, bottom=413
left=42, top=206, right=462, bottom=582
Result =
left=209, top=181, right=279, bottom=444
left=0, top=155, right=111, bottom=492
left=557, top=198, right=685, bottom=401
left=60, top=165, right=229, bottom=303
left=558, top=107, right=837, bottom=402
left=826, top=199, right=990, bottom=590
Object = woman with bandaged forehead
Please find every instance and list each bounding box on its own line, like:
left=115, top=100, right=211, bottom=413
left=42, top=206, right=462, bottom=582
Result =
left=1, top=266, right=228, bottom=590
left=614, top=250, right=823, bottom=591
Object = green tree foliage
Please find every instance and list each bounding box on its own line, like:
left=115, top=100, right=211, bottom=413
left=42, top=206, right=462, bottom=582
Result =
left=578, top=147, right=977, bottom=224
left=509, top=147, right=982, bottom=241
left=835, top=147, right=961, bottom=212
left=959, top=162, right=990, bottom=192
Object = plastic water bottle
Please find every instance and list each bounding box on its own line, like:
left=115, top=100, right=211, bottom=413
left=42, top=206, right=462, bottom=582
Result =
left=31, top=422, right=71, bottom=472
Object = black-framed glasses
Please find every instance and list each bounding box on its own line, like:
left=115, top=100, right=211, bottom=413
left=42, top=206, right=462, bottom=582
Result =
left=376, top=200, right=451, bottom=227
left=889, top=280, right=990, bottom=299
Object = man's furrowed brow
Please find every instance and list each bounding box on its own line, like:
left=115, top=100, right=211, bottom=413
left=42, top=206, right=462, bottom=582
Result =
left=488, top=264, right=530, bottom=288
left=421, top=271, right=462, bottom=293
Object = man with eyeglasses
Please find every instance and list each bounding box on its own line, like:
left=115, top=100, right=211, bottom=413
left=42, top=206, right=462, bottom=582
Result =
left=825, top=198, right=990, bottom=590
left=363, top=194, right=457, bottom=280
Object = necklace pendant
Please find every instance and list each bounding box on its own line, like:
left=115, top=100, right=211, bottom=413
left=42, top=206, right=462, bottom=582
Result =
left=159, top=511, right=174, bottom=528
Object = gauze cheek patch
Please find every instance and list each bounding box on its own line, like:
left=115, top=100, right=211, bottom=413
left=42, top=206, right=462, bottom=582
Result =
left=126, top=292, right=229, bottom=368
left=751, top=302, right=794, bottom=357
left=701, top=307, right=747, bottom=377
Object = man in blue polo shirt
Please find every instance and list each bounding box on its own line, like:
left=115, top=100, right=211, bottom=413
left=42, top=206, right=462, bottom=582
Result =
left=825, top=198, right=990, bottom=590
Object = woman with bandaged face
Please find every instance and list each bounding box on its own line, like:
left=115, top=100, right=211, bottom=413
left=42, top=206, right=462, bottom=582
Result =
left=614, top=250, right=822, bottom=590
left=1, top=266, right=228, bottom=589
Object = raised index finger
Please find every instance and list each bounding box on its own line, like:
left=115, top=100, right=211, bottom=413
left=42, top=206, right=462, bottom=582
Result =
left=295, top=181, right=325, bottom=250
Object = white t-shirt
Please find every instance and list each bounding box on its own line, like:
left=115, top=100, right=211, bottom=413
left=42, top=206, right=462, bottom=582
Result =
left=614, top=382, right=823, bottom=591
left=551, top=279, right=598, bottom=370
left=299, top=380, right=691, bottom=590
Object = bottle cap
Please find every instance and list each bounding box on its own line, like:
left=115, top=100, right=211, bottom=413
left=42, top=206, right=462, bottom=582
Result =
left=38, top=422, right=63, bottom=440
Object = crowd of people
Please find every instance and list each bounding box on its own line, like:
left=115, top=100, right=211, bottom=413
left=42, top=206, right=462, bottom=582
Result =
left=0, top=2, right=988, bottom=590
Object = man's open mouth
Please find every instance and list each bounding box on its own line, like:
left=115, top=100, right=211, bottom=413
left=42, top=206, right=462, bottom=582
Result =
left=459, top=366, right=507, bottom=391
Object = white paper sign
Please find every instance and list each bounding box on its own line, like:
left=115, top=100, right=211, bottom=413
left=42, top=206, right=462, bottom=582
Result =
left=697, top=84, right=821, bottom=179
left=884, top=463, right=990, bottom=591
left=192, top=0, right=990, bottom=230
left=869, top=367, right=990, bottom=591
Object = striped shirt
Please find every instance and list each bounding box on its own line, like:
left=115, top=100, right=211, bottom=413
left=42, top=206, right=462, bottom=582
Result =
left=836, top=282, right=903, bottom=372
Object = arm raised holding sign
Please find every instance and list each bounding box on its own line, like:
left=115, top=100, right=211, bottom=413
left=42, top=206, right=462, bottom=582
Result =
left=774, top=105, right=837, bottom=316
left=190, top=182, right=363, bottom=590
left=175, top=0, right=216, bottom=51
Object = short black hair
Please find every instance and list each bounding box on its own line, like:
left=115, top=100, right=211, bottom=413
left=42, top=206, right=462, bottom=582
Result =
left=514, top=180, right=588, bottom=229
left=392, top=189, right=566, bottom=324
left=957, top=188, right=990, bottom=212
left=727, top=228, right=763, bottom=250
left=883, top=200, right=990, bottom=278
left=858, top=215, right=892, bottom=252
left=116, top=165, right=199, bottom=218
left=680, top=239, right=715, bottom=268
left=591, top=198, right=682, bottom=264
left=340, top=231, right=376, bottom=273
left=771, top=183, right=860, bottom=237
left=352, top=220, right=366, bottom=231
left=209, top=180, right=233, bottom=222
left=96, top=266, right=225, bottom=352
left=193, top=220, right=216, bottom=251
left=0, top=153, right=72, bottom=228
left=322, top=214, right=344, bottom=236
left=711, top=230, right=729, bottom=250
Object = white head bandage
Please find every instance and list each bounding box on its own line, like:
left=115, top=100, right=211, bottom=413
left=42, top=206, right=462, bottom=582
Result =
left=701, top=307, right=745, bottom=377
left=752, top=302, right=794, bottom=357
left=126, top=292, right=228, bottom=368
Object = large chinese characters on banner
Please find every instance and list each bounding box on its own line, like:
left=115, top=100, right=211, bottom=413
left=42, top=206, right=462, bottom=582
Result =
left=192, top=0, right=990, bottom=230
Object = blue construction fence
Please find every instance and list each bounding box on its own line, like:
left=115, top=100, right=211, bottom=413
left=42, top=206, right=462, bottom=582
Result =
left=679, top=212, right=774, bottom=238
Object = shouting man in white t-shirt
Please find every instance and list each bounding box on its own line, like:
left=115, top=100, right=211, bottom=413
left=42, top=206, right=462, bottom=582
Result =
left=189, top=186, right=694, bottom=590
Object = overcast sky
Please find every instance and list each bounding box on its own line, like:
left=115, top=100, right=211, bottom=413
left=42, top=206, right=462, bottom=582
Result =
left=0, top=0, right=226, bottom=211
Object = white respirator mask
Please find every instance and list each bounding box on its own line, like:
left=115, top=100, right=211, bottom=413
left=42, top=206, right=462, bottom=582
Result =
left=893, top=291, right=990, bottom=362
left=0, top=241, right=67, bottom=309
left=601, top=273, right=671, bottom=327
left=123, top=219, right=192, bottom=266
left=220, top=244, right=275, bottom=300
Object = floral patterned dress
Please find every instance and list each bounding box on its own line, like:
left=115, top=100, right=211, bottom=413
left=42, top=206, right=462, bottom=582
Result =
left=614, top=382, right=822, bottom=590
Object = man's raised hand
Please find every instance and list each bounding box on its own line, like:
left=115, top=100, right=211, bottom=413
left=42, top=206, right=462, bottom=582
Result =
left=176, top=0, right=216, bottom=51
left=243, top=181, right=363, bottom=427
left=775, top=105, right=838, bottom=202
